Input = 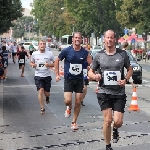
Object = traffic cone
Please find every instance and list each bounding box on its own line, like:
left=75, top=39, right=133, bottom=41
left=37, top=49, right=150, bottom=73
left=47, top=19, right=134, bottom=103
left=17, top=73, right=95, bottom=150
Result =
left=59, top=66, right=64, bottom=77
left=128, top=87, right=140, bottom=111
left=95, top=82, right=99, bottom=93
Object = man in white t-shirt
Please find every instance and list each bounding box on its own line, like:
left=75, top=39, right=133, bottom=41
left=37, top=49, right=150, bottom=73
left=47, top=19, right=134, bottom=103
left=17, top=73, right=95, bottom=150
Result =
left=11, top=42, right=18, bottom=63
left=30, top=40, right=55, bottom=114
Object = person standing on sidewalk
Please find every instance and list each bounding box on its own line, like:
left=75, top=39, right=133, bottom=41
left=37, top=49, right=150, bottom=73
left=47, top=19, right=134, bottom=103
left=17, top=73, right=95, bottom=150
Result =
left=122, top=42, right=137, bottom=88
left=17, top=46, right=30, bottom=77
left=55, top=32, right=92, bottom=130
left=30, top=40, right=55, bottom=114
left=88, top=30, right=133, bottom=150
left=11, top=42, right=18, bottom=64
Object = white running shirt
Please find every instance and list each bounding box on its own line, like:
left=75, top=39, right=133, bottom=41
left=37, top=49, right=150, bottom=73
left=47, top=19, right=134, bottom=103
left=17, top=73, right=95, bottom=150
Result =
left=31, top=51, right=55, bottom=77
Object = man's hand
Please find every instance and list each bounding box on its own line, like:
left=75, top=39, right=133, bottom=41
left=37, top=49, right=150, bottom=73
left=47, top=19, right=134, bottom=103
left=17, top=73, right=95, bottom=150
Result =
left=32, top=63, right=37, bottom=68
left=45, top=62, right=49, bottom=67
left=118, top=79, right=126, bottom=87
left=95, top=74, right=101, bottom=81
left=56, top=75, right=60, bottom=82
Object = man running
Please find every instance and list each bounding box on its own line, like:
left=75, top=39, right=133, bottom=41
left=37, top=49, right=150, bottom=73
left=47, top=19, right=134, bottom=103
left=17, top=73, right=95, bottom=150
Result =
left=29, top=43, right=35, bottom=56
left=81, top=44, right=90, bottom=106
left=88, top=30, right=133, bottom=150
left=1, top=46, right=9, bottom=79
left=30, top=40, right=55, bottom=114
left=55, top=32, right=92, bottom=130
left=17, top=46, right=30, bottom=77
left=11, top=42, right=18, bottom=63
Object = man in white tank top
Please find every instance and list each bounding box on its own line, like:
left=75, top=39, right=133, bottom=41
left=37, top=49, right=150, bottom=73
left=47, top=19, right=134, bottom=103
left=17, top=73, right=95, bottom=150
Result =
left=11, top=42, right=18, bottom=63
left=30, top=40, right=55, bottom=114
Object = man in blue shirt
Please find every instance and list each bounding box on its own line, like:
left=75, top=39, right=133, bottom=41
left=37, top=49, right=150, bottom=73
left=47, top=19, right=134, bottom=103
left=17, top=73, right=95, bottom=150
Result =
left=55, top=32, right=92, bottom=130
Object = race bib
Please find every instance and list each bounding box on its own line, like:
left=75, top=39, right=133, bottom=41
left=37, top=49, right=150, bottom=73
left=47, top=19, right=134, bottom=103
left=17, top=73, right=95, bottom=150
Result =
left=104, top=71, right=121, bottom=85
left=19, top=59, right=24, bottom=63
left=37, top=61, right=47, bottom=70
left=69, top=63, right=82, bottom=75
left=83, top=69, right=87, bottom=77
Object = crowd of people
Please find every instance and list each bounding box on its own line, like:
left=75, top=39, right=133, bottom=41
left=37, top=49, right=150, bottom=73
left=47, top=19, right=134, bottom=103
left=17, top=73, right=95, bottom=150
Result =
left=1, top=30, right=133, bottom=150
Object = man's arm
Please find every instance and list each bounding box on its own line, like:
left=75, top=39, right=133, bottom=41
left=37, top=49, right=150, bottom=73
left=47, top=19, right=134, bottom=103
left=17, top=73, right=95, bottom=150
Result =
left=86, top=53, right=92, bottom=65
left=55, top=57, right=60, bottom=76
left=125, top=66, right=133, bottom=81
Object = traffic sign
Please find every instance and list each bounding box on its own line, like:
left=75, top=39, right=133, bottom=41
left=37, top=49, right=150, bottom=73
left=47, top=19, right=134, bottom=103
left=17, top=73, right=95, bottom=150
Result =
left=131, top=38, right=135, bottom=43
left=123, top=34, right=128, bottom=39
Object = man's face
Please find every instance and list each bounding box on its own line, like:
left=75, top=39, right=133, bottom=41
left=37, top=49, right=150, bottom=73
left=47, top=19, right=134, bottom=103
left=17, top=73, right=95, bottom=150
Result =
left=104, top=31, right=116, bottom=48
left=39, top=41, right=46, bottom=51
left=72, top=33, right=82, bottom=46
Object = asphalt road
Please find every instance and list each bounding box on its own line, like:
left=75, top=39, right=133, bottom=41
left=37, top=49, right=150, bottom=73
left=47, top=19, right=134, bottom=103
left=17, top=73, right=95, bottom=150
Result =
left=0, top=51, right=150, bottom=150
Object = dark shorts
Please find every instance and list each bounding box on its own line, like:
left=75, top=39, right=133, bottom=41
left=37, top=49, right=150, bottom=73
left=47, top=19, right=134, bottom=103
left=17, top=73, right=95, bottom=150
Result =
left=34, top=76, right=52, bottom=92
left=84, top=79, right=89, bottom=85
left=64, top=79, right=84, bottom=93
left=19, top=63, right=25, bottom=68
left=30, top=51, right=33, bottom=55
left=12, top=53, right=16, bottom=56
left=97, top=93, right=127, bottom=113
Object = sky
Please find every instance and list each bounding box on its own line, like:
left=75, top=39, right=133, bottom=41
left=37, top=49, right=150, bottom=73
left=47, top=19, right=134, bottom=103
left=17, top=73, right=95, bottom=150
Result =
left=21, top=0, right=33, bottom=10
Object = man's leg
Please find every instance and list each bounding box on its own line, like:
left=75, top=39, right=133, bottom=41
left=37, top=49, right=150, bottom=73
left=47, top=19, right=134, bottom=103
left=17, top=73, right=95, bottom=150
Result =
left=21, top=65, right=25, bottom=76
left=102, top=108, right=113, bottom=146
left=81, top=85, right=87, bottom=106
left=64, top=92, right=72, bottom=117
left=38, top=88, right=45, bottom=114
left=72, top=93, right=82, bottom=123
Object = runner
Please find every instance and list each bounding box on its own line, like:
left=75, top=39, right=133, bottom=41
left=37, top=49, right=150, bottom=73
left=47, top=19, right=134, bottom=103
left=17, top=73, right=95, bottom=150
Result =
left=1, top=46, right=9, bottom=79
left=81, top=44, right=90, bottom=106
left=29, top=43, right=35, bottom=56
left=17, top=46, right=30, bottom=77
left=88, top=30, right=133, bottom=150
left=11, top=42, right=18, bottom=64
left=0, top=54, right=4, bottom=79
left=55, top=32, right=92, bottom=130
left=30, top=40, right=55, bottom=114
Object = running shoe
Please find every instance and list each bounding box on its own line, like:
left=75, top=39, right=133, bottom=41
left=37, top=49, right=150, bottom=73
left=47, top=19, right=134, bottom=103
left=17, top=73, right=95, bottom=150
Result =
left=64, top=109, right=71, bottom=118
left=106, top=147, right=113, bottom=150
left=112, top=128, right=119, bottom=143
left=71, top=122, right=78, bottom=130
left=81, top=101, right=85, bottom=106
left=41, top=108, right=45, bottom=114
left=45, top=97, right=50, bottom=104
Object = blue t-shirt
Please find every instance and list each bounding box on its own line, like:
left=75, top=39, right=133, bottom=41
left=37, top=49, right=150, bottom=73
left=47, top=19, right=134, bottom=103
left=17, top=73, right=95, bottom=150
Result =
left=1, top=50, right=9, bottom=67
left=58, top=46, right=88, bottom=79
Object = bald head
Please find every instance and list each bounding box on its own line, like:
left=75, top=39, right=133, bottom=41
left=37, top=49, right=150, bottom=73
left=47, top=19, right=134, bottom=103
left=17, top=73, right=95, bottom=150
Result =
left=104, top=30, right=116, bottom=38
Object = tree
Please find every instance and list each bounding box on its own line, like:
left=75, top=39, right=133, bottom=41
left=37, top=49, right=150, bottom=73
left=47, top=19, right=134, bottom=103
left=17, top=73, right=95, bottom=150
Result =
left=66, top=0, right=123, bottom=38
left=116, top=0, right=150, bottom=34
left=0, top=0, right=22, bottom=34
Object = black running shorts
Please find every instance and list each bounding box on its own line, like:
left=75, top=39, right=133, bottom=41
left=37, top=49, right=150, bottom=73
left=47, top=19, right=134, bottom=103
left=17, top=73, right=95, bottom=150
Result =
left=97, top=93, right=127, bottom=113
left=12, top=52, right=16, bottom=56
left=84, top=79, right=89, bottom=85
left=34, top=76, right=52, bottom=92
left=64, top=79, right=84, bottom=93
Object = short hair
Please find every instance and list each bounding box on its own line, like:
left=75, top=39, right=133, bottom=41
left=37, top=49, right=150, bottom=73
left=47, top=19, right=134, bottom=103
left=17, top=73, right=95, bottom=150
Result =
left=39, top=39, right=46, bottom=44
left=122, top=42, right=128, bottom=48
left=104, top=30, right=116, bottom=38
left=73, top=32, right=82, bottom=38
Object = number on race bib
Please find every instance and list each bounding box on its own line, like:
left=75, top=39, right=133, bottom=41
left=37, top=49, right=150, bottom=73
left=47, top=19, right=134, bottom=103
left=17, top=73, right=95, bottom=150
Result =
left=104, top=71, right=121, bottom=85
left=37, top=61, right=47, bottom=70
left=19, top=59, right=24, bottom=63
left=69, top=63, right=82, bottom=75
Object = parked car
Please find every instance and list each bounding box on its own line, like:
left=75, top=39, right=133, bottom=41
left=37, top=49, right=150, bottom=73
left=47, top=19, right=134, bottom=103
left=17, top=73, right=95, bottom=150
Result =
left=90, top=45, right=102, bottom=59
left=126, top=50, right=142, bottom=84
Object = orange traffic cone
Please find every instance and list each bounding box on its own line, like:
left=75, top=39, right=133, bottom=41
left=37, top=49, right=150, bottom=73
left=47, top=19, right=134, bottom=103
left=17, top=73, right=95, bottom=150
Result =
left=95, top=82, right=99, bottom=93
left=128, top=87, right=140, bottom=111
left=59, top=66, right=64, bottom=76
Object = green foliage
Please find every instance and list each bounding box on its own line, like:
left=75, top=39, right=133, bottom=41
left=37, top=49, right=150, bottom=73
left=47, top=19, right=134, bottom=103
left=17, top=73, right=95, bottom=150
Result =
left=12, top=16, right=39, bottom=38
left=0, top=0, right=22, bottom=34
left=116, top=0, right=150, bottom=33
